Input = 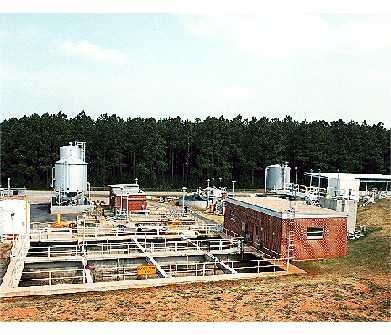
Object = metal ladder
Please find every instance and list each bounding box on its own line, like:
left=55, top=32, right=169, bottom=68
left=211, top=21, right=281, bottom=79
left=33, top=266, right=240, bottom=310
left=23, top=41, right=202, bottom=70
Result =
left=287, top=220, right=295, bottom=260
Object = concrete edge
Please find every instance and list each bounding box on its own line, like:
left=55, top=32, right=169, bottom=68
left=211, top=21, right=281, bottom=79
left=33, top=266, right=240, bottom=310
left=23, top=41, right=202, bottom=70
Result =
left=0, top=270, right=305, bottom=298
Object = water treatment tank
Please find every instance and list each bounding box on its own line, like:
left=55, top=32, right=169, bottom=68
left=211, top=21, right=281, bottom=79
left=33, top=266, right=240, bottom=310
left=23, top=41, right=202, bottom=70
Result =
left=54, top=142, right=87, bottom=194
left=265, top=163, right=291, bottom=191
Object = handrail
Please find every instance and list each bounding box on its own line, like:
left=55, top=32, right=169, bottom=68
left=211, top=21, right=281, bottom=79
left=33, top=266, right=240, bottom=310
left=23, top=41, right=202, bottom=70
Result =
left=26, top=237, right=241, bottom=258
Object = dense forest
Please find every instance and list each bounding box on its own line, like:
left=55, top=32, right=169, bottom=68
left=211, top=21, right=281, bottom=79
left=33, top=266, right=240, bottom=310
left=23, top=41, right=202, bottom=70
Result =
left=0, top=111, right=389, bottom=190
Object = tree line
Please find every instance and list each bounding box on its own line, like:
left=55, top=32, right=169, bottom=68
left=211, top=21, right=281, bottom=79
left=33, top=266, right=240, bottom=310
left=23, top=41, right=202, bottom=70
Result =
left=0, top=111, right=389, bottom=190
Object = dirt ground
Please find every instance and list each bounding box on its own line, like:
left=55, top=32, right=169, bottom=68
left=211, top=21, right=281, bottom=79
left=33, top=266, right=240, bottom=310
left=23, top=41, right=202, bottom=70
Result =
left=0, top=199, right=390, bottom=321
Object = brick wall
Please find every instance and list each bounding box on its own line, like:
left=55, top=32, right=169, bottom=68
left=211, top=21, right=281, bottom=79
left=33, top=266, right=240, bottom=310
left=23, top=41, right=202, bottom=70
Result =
left=224, top=202, right=347, bottom=261
left=113, top=194, right=147, bottom=212
left=224, top=202, right=283, bottom=258
left=289, top=217, right=347, bottom=260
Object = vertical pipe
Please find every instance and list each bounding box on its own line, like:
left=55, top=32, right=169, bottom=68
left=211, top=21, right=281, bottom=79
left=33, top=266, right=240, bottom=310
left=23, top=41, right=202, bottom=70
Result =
left=318, top=170, right=321, bottom=194
left=86, top=182, right=91, bottom=202
left=264, top=167, right=268, bottom=193
left=120, top=195, right=123, bottom=215
left=309, top=169, right=313, bottom=189
left=51, top=167, right=55, bottom=188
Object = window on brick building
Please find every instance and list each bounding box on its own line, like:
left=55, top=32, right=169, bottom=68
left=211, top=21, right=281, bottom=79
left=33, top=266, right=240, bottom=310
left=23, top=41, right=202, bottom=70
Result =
left=306, top=227, right=324, bottom=240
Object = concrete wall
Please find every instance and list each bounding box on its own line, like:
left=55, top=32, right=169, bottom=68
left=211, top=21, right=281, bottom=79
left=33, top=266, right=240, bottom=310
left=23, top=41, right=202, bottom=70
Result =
left=0, top=199, right=30, bottom=235
left=319, top=198, right=357, bottom=234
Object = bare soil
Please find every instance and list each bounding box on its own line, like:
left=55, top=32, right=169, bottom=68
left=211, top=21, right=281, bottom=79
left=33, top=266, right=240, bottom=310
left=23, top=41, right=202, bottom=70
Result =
left=0, top=200, right=390, bottom=321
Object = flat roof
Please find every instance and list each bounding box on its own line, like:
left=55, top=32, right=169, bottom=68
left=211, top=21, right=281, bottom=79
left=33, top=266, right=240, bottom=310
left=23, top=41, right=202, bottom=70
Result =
left=108, top=184, right=139, bottom=188
left=226, top=196, right=346, bottom=219
left=306, top=172, right=391, bottom=181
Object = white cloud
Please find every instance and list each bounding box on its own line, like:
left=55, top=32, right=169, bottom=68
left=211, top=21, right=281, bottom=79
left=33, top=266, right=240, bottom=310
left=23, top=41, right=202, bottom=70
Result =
left=183, top=15, right=391, bottom=57
left=56, top=40, right=128, bottom=65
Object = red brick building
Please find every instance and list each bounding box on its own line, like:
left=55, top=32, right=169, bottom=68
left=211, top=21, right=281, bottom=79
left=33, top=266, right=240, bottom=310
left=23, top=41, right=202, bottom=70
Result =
left=224, top=196, right=347, bottom=261
left=109, top=184, right=147, bottom=213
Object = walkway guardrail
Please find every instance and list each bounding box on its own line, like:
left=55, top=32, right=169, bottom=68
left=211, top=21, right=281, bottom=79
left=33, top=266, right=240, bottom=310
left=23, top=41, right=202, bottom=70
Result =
left=25, top=237, right=241, bottom=259
left=21, top=267, right=85, bottom=286
left=28, top=223, right=220, bottom=242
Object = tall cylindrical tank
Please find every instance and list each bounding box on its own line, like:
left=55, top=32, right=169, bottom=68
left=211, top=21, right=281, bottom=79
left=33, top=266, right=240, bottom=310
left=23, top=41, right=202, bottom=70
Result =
left=54, top=142, right=87, bottom=194
left=266, top=164, right=283, bottom=190
left=266, top=163, right=291, bottom=190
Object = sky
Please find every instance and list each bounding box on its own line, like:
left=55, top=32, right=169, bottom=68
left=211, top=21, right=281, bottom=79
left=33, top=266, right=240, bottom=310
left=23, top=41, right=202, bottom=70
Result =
left=0, top=14, right=390, bottom=126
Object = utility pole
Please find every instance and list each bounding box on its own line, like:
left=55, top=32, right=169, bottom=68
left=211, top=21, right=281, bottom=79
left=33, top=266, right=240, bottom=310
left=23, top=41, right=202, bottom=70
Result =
left=186, top=135, right=190, bottom=187
left=232, top=180, right=236, bottom=198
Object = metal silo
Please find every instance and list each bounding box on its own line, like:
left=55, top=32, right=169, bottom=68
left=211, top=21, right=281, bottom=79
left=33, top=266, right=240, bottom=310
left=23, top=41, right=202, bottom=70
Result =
left=52, top=142, right=88, bottom=205
left=266, top=164, right=283, bottom=190
left=265, top=162, right=291, bottom=191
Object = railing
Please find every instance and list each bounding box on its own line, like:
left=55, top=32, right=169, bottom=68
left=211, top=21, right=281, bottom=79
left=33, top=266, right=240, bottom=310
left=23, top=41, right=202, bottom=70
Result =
left=21, top=267, right=85, bottom=286
left=29, top=227, right=180, bottom=241
left=26, top=238, right=241, bottom=259
left=27, top=244, right=82, bottom=258
left=161, top=261, right=220, bottom=277
left=27, top=242, right=142, bottom=258
left=142, top=238, right=240, bottom=253
left=95, top=265, right=139, bottom=280
left=298, top=185, right=327, bottom=197
left=222, top=227, right=240, bottom=238
left=19, top=258, right=291, bottom=286
left=160, top=257, right=290, bottom=277
left=258, top=246, right=280, bottom=258
left=29, top=223, right=220, bottom=242
left=225, top=258, right=287, bottom=274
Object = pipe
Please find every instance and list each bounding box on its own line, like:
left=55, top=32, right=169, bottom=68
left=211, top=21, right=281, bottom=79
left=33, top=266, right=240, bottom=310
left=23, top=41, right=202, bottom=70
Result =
left=86, top=182, right=91, bottom=202
left=264, top=167, right=269, bottom=193
left=318, top=170, right=321, bottom=192
left=120, top=194, right=123, bottom=214
left=51, top=167, right=55, bottom=189
left=309, top=170, right=313, bottom=189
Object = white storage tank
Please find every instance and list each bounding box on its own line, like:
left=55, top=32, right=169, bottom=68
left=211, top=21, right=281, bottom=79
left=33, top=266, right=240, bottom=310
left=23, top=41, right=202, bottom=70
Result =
left=0, top=199, right=30, bottom=235
left=54, top=142, right=87, bottom=194
left=265, top=163, right=291, bottom=191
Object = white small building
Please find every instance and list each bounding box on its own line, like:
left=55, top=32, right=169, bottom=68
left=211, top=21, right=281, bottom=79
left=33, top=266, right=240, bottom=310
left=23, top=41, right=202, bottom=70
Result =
left=108, top=183, right=142, bottom=196
left=306, top=172, right=391, bottom=201
left=0, top=198, right=30, bottom=236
